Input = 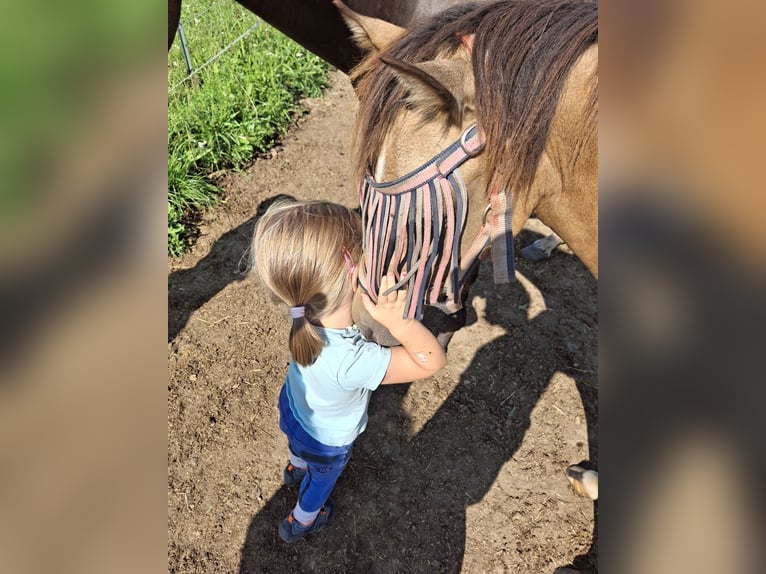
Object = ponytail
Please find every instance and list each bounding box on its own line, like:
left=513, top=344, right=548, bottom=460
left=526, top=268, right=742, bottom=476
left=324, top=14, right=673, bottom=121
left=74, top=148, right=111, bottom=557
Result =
left=250, top=199, right=363, bottom=367
left=288, top=309, right=325, bottom=366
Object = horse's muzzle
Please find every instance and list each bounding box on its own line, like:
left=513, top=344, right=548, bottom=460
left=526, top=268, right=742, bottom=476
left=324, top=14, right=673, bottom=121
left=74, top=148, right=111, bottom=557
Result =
left=351, top=292, right=468, bottom=351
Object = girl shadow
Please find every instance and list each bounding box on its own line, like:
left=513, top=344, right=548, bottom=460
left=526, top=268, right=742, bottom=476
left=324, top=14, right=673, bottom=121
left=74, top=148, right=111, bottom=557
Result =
left=239, top=237, right=597, bottom=572
left=168, top=194, right=294, bottom=342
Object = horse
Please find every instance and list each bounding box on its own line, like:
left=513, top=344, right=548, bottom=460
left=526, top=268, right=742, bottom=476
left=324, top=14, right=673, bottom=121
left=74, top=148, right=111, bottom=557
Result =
left=335, top=0, right=598, bottom=344
left=337, top=6, right=598, bottom=566
left=168, top=0, right=477, bottom=70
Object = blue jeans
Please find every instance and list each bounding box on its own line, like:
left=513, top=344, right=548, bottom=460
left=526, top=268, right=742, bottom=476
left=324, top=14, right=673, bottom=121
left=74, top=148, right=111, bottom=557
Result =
left=278, top=385, right=353, bottom=513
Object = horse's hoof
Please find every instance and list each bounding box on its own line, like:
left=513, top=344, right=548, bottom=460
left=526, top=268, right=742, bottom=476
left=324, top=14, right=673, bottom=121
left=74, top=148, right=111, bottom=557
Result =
left=520, top=234, right=562, bottom=261
left=566, top=465, right=598, bottom=500
left=520, top=243, right=549, bottom=261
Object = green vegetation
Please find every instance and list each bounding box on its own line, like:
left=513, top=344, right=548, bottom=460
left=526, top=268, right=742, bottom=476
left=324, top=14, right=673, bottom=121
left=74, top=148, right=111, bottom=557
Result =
left=168, top=0, right=330, bottom=256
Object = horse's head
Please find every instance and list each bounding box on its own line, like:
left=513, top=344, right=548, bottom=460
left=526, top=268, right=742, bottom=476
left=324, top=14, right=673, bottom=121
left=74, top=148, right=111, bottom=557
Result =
left=338, top=1, right=491, bottom=347
left=337, top=0, right=598, bottom=347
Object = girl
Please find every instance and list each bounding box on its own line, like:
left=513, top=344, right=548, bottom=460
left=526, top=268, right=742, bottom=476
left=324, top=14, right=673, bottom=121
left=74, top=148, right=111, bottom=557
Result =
left=251, top=199, right=447, bottom=543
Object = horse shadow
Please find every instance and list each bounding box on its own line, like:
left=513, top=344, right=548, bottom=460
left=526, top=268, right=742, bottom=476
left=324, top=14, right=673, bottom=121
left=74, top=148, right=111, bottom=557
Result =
left=168, top=194, right=295, bottom=343
left=238, top=232, right=597, bottom=572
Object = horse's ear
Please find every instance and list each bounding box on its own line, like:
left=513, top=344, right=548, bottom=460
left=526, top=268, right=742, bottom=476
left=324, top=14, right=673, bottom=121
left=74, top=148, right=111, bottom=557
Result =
left=334, top=0, right=405, bottom=53
left=380, top=56, right=474, bottom=127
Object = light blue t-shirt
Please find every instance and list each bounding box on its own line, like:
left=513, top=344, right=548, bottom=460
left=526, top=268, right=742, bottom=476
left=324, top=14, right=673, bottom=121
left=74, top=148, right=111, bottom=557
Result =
left=284, top=325, right=392, bottom=447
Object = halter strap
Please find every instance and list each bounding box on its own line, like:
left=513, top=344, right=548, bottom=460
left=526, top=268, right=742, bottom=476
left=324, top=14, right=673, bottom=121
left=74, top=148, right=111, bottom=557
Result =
left=359, top=123, right=515, bottom=320
left=365, top=123, right=485, bottom=195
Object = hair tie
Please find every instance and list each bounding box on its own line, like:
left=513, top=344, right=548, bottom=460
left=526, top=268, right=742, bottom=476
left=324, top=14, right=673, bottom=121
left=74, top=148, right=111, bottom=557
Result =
left=289, top=306, right=305, bottom=319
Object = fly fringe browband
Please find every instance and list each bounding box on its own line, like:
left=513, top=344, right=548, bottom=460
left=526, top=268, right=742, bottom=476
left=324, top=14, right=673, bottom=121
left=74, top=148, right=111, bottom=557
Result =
left=359, top=123, right=516, bottom=320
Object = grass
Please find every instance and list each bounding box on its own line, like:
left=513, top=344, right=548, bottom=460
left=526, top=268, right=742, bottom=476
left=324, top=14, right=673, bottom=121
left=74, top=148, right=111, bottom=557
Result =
left=168, top=0, right=330, bottom=256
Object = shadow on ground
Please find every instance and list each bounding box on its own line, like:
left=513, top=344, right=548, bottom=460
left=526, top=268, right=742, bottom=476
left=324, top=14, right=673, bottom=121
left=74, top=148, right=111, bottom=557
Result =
left=168, top=194, right=295, bottom=342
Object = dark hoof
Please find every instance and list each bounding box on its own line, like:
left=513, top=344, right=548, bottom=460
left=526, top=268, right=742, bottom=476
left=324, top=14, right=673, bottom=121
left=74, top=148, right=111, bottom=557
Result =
left=520, top=234, right=563, bottom=261
left=521, top=243, right=551, bottom=261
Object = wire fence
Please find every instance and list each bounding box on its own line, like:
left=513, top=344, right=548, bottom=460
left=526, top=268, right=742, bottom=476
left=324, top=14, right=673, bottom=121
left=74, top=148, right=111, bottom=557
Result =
left=183, top=0, right=227, bottom=23
left=168, top=19, right=263, bottom=94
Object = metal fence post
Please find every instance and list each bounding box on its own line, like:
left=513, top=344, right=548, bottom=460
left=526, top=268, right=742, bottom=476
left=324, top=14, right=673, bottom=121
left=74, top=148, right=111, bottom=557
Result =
left=177, top=22, right=194, bottom=77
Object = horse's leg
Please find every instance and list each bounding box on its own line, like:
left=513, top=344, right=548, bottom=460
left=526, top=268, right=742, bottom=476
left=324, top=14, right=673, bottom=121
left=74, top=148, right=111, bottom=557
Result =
left=520, top=232, right=564, bottom=262
left=234, top=0, right=366, bottom=72
left=168, top=0, right=181, bottom=51
left=229, top=1, right=469, bottom=73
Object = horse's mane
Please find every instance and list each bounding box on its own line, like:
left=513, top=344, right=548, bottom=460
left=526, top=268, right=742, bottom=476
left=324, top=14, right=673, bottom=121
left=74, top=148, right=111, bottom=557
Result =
left=351, top=0, right=598, bottom=197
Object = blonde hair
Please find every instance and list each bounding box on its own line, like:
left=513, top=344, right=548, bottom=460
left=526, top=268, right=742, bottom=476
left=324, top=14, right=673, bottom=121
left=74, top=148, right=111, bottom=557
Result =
left=251, top=199, right=362, bottom=366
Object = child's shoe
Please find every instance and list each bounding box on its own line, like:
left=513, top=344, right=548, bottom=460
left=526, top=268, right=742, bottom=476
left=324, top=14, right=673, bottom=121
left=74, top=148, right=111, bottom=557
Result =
left=283, top=462, right=307, bottom=487
left=278, top=500, right=334, bottom=543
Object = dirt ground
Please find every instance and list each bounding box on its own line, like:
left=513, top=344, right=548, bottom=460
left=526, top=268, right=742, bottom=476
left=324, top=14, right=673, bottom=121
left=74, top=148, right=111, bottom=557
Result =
left=168, top=70, right=598, bottom=573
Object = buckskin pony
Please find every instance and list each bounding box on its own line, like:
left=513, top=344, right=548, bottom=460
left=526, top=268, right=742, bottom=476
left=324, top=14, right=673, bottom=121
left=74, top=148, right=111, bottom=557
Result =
left=338, top=4, right=599, bottom=568
left=336, top=0, right=598, bottom=347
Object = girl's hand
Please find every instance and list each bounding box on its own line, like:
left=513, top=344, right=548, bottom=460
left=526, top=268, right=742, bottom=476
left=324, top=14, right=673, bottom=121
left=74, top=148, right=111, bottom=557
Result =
left=360, top=273, right=412, bottom=331
left=361, top=272, right=447, bottom=384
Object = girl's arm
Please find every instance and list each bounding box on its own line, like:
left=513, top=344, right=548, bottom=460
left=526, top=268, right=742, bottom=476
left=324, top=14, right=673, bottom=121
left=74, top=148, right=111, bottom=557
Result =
left=360, top=274, right=447, bottom=385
